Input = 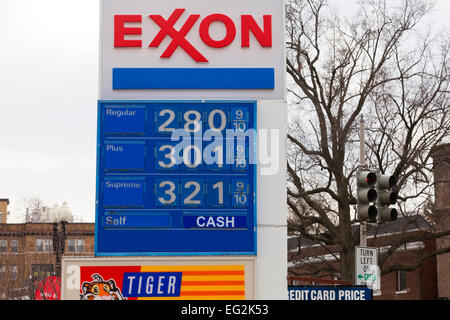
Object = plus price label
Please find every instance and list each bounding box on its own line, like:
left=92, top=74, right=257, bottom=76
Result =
left=95, top=101, right=257, bottom=255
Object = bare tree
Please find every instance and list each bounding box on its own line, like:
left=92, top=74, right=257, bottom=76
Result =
left=286, top=0, right=450, bottom=282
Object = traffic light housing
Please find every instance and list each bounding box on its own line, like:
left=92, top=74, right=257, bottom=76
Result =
left=376, top=174, right=398, bottom=222
left=356, top=171, right=378, bottom=222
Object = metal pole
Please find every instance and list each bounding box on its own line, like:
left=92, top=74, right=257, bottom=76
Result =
left=359, top=115, right=367, bottom=247
left=359, top=115, right=365, bottom=168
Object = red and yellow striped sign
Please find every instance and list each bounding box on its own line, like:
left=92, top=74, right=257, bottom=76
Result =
left=140, top=265, right=245, bottom=300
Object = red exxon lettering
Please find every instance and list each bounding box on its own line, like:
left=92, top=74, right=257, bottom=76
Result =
left=113, top=9, right=273, bottom=62
left=149, top=9, right=208, bottom=62
left=241, top=15, right=272, bottom=47
left=114, top=15, right=142, bottom=47
left=200, top=14, right=236, bottom=48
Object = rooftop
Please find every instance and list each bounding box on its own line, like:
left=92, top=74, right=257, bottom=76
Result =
left=288, top=215, right=434, bottom=251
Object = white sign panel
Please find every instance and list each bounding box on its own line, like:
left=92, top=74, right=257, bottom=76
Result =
left=100, top=0, right=285, bottom=100
left=61, top=256, right=256, bottom=300
left=355, top=246, right=380, bottom=291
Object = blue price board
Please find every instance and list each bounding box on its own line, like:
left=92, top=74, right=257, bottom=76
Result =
left=95, top=101, right=257, bottom=255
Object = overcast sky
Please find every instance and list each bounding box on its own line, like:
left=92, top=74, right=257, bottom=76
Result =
left=0, top=0, right=449, bottom=223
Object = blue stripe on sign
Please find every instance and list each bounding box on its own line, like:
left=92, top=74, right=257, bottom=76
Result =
left=112, top=68, right=275, bottom=90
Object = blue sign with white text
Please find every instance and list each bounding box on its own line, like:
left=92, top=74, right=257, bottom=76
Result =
left=288, top=287, right=373, bottom=301
left=122, top=272, right=182, bottom=298
left=95, top=101, right=257, bottom=256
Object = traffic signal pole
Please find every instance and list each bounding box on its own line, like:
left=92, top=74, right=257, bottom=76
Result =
left=355, top=115, right=397, bottom=288
left=359, top=115, right=367, bottom=247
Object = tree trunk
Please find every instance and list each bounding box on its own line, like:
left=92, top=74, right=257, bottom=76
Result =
left=340, top=243, right=355, bottom=283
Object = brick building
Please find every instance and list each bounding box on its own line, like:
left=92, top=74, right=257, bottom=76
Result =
left=288, top=216, right=439, bottom=300
left=0, top=220, right=94, bottom=300
left=0, top=199, right=10, bottom=224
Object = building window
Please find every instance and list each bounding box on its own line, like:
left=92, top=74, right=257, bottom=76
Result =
left=0, top=265, right=5, bottom=280
left=76, top=239, right=85, bottom=252
left=0, top=240, right=6, bottom=252
left=36, top=239, right=43, bottom=252
left=10, top=240, right=19, bottom=253
left=10, top=265, right=18, bottom=280
left=36, top=239, right=53, bottom=252
left=67, top=239, right=75, bottom=252
left=397, top=271, right=407, bottom=292
left=67, top=239, right=85, bottom=253
left=44, top=239, right=53, bottom=252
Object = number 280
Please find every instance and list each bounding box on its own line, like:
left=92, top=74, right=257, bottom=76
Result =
left=156, top=108, right=247, bottom=133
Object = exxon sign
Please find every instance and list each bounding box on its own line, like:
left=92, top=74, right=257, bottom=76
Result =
left=114, top=9, right=272, bottom=62
left=100, top=0, right=285, bottom=100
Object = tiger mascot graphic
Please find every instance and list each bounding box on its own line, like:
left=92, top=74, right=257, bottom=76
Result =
left=80, top=273, right=126, bottom=300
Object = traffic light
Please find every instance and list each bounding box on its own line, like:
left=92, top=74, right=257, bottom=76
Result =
left=376, top=174, right=398, bottom=222
left=356, top=171, right=378, bottom=222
